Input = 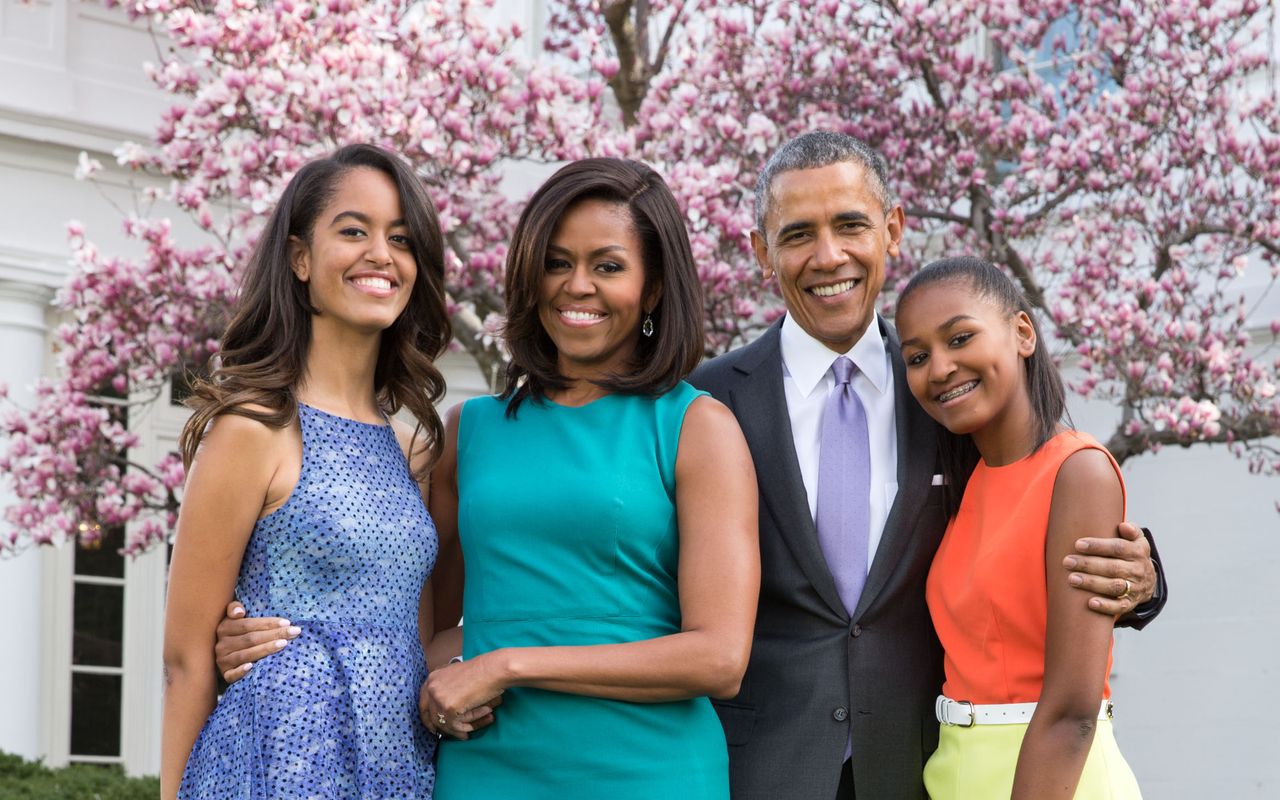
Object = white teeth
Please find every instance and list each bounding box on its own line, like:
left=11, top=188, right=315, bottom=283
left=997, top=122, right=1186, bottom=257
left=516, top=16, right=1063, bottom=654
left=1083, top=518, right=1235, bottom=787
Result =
left=810, top=279, right=857, bottom=297
left=938, top=381, right=978, bottom=402
left=562, top=309, right=604, bottom=320
left=352, top=277, right=392, bottom=290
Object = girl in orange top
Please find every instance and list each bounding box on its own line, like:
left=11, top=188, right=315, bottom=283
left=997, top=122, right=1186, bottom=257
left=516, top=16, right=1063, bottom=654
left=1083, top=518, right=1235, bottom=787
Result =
left=895, top=256, right=1141, bottom=799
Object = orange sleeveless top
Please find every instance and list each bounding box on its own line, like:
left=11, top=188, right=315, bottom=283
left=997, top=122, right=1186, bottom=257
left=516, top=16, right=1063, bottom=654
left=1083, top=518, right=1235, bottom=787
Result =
left=926, top=430, right=1125, bottom=704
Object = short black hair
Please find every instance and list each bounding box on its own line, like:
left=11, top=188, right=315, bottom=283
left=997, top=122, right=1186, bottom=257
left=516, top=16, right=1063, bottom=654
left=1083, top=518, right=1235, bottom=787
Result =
left=755, top=131, right=894, bottom=231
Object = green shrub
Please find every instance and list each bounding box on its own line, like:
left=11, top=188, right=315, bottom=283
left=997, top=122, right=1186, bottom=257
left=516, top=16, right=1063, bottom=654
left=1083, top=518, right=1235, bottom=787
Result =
left=0, top=751, right=159, bottom=799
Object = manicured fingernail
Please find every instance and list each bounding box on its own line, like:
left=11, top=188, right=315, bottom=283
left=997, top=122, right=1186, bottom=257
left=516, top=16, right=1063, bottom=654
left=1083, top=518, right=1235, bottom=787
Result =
left=1068, top=574, right=1083, bottom=586
left=1064, top=557, right=1078, bottom=569
left=287, top=626, right=302, bottom=637
left=273, top=639, right=288, bottom=650
left=278, top=619, right=291, bottom=627
left=243, top=662, right=253, bottom=672
left=1076, top=540, right=1090, bottom=551
left=1089, top=598, right=1102, bottom=609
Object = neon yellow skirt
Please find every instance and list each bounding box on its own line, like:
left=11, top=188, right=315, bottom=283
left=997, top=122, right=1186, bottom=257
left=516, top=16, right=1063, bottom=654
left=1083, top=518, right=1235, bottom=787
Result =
left=923, top=719, right=1142, bottom=799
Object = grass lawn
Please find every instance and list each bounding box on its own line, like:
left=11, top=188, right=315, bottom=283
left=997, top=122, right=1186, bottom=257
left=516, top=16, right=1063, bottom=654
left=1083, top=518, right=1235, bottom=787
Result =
left=0, top=751, right=159, bottom=799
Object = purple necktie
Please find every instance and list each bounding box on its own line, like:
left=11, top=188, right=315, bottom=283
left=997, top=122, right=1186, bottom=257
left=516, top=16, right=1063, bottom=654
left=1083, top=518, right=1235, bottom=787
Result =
left=816, top=356, right=871, bottom=618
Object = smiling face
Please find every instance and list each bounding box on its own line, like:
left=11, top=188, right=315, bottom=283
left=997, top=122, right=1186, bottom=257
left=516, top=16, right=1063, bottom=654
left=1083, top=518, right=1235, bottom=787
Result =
left=289, top=166, right=416, bottom=335
left=538, top=199, right=655, bottom=383
left=753, top=161, right=904, bottom=353
left=895, top=279, right=1038, bottom=454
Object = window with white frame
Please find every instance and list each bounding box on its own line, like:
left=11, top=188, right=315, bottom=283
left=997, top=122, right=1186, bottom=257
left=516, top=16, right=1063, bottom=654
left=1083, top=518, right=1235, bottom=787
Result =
left=68, top=524, right=126, bottom=764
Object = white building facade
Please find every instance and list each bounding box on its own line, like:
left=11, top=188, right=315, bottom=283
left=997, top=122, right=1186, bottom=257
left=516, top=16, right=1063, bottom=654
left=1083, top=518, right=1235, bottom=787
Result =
left=0, top=1, right=1276, bottom=796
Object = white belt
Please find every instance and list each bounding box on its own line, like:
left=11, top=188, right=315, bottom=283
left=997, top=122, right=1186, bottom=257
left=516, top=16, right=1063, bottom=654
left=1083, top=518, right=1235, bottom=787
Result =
left=935, top=694, right=1114, bottom=727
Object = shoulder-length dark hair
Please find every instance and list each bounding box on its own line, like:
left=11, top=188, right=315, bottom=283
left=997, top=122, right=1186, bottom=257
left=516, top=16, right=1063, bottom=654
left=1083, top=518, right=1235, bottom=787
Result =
left=179, top=144, right=451, bottom=478
left=500, top=158, right=704, bottom=415
left=896, top=255, right=1068, bottom=516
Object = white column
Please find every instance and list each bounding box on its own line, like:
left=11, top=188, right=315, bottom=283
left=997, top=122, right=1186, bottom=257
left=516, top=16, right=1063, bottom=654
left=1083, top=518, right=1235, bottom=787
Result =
left=0, top=279, right=54, bottom=760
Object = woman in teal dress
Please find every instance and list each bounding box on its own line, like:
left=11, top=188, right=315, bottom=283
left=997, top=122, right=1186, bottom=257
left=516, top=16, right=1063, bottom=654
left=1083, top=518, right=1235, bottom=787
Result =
left=421, top=158, right=760, bottom=799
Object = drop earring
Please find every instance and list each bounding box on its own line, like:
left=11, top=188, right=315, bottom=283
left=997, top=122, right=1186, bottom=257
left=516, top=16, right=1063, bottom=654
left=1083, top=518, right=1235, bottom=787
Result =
left=642, top=314, right=654, bottom=338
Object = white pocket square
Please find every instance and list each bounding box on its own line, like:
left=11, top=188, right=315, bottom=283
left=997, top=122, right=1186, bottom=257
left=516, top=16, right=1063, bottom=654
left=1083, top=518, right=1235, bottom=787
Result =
left=931, top=473, right=946, bottom=486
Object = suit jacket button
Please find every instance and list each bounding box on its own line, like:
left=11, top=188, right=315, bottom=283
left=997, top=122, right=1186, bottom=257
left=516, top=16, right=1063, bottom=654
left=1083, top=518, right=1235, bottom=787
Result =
left=833, top=707, right=849, bottom=722
left=850, top=624, right=862, bottom=638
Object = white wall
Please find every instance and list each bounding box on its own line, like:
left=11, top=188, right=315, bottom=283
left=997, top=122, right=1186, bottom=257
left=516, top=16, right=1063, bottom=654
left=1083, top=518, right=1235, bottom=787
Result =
left=0, top=281, right=54, bottom=759
left=1069, top=392, right=1279, bottom=798
left=0, top=0, right=167, bottom=767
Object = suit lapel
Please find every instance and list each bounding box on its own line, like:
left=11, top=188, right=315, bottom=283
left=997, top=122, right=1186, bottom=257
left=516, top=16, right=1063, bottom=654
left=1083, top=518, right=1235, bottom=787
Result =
left=731, top=324, right=848, bottom=620
left=852, top=319, right=938, bottom=621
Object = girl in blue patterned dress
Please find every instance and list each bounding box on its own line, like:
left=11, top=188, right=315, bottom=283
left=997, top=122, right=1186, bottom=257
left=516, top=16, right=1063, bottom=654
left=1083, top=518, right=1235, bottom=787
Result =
left=161, top=145, right=456, bottom=799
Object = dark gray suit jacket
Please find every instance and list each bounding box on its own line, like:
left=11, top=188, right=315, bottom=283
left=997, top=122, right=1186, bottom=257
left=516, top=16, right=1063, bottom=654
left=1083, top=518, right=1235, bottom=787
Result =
left=689, top=317, right=946, bottom=800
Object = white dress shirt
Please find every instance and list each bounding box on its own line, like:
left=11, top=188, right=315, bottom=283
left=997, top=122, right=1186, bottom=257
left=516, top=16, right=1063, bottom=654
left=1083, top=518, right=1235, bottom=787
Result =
left=780, top=313, right=899, bottom=569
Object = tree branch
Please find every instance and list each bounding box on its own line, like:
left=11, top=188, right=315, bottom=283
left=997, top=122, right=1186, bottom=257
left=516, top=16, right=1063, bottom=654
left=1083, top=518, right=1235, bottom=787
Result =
left=1155, top=224, right=1280, bottom=279
left=1106, top=413, right=1279, bottom=464
left=651, top=0, right=690, bottom=77
left=603, top=0, right=645, bottom=127
left=1018, top=179, right=1082, bottom=226
left=904, top=206, right=970, bottom=225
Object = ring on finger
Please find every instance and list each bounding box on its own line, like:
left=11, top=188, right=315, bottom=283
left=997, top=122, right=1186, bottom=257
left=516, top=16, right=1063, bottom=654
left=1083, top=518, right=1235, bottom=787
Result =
left=1117, top=579, right=1132, bottom=601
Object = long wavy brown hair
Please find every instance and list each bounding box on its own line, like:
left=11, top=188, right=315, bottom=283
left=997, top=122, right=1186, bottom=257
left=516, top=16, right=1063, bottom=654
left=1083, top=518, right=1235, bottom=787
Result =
left=179, top=144, right=451, bottom=478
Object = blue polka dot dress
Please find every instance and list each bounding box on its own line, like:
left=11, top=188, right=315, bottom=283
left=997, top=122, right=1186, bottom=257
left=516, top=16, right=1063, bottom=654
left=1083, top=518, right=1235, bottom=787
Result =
left=180, top=403, right=438, bottom=799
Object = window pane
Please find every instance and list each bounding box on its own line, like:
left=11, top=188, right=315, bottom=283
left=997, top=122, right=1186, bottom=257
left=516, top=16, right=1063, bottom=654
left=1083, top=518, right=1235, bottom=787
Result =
left=74, top=526, right=124, bottom=578
left=72, top=583, right=123, bottom=667
left=70, top=673, right=121, bottom=757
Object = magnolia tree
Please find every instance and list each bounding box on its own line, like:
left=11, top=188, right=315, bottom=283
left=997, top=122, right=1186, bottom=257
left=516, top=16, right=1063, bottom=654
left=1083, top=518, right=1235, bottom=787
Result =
left=2, top=0, right=1278, bottom=555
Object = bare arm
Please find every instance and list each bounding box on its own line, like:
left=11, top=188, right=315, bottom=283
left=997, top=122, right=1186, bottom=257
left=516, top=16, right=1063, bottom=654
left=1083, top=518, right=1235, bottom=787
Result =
left=160, top=415, right=285, bottom=799
left=421, top=396, right=760, bottom=722
left=428, top=403, right=465, bottom=633
left=1012, top=449, right=1123, bottom=799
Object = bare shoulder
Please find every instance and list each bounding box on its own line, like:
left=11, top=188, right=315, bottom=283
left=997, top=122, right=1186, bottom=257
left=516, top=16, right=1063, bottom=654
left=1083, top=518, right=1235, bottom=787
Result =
left=430, top=402, right=466, bottom=474
left=680, top=394, right=740, bottom=435
left=440, top=402, right=465, bottom=449
left=1054, top=447, right=1121, bottom=497
left=201, top=406, right=287, bottom=452
left=1049, top=446, right=1123, bottom=539
left=389, top=416, right=417, bottom=455
left=677, top=395, right=750, bottom=467
left=186, top=406, right=294, bottom=493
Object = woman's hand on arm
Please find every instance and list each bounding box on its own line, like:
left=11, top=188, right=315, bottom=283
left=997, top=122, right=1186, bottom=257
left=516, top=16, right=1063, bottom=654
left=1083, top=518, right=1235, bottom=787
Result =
left=421, top=396, right=760, bottom=725
left=1012, top=448, right=1123, bottom=800
left=160, top=414, right=286, bottom=799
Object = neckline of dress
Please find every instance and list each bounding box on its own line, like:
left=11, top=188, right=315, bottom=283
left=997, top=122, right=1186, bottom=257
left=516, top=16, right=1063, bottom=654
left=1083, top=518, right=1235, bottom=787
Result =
left=298, top=401, right=390, bottom=428
left=540, top=392, right=621, bottom=410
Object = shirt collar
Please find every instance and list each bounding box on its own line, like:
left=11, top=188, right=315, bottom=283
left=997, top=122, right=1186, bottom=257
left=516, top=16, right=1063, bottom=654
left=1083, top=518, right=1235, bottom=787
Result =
left=780, top=312, right=891, bottom=399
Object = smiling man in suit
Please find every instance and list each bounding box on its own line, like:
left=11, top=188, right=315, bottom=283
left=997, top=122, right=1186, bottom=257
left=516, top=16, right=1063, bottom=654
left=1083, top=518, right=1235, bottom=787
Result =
left=688, top=131, right=1165, bottom=800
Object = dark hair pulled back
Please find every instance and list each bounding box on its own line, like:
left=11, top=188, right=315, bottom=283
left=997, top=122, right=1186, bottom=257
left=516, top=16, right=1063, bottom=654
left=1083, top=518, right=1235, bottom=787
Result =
left=898, top=255, right=1067, bottom=515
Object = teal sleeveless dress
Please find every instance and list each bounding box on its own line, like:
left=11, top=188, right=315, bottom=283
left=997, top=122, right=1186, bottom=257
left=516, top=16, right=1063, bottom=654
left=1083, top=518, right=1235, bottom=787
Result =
left=434, top=382, right=730, bottom=800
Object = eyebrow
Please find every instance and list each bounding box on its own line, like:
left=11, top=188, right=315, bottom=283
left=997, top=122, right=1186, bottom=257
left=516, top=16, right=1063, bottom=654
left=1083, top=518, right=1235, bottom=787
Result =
left=546, top=243, right=629, bottom=259
left=898, top=314, right=977, bottom=349
left=330, top=211, right=407, bottom=227
left=775, top=210, right=873, bottom=241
